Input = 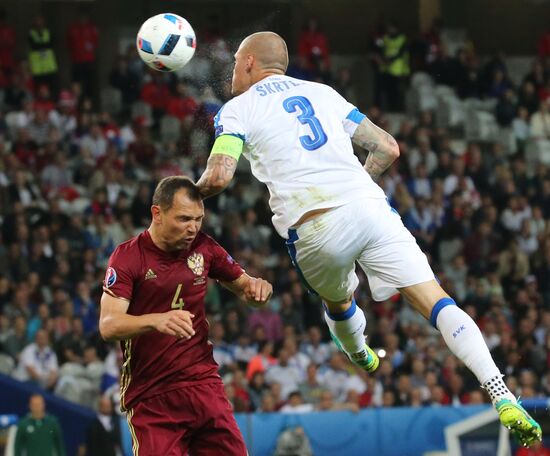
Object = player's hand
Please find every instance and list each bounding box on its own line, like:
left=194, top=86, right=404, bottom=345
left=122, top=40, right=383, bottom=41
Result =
left=154, top=310, right=195, bottom=339
left=244, top=277, right=273, bottom=308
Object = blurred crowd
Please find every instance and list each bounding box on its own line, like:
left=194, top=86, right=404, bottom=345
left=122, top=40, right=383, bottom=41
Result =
left=0, top=11, right=549, bottom=424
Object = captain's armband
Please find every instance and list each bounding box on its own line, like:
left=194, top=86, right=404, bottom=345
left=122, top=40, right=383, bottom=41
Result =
left=210, top=134, right=244, bottom=161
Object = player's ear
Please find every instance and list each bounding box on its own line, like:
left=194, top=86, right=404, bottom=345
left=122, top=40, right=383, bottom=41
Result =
left=151, top=205, right=162, bottom=224
left=246, top=55, right=254, bottom=73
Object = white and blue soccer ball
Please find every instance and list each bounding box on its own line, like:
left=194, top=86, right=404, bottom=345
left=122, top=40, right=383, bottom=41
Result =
left=136, top=13, right=196, bottom=72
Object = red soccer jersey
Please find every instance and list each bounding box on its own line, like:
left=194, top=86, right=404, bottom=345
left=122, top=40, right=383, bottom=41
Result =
left=103, top=230, right=244, bottom=411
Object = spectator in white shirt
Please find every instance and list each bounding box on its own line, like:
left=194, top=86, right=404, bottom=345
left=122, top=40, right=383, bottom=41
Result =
left=266, top=348, right=303, bottom=400
left=318, top=352, right=351, bottom=402
left=283, top=337, right=310, bottom=378
left=300, top=326, right=331, bottom=365
left=408, top=135, right=438, bottom=175
left=530, top=97, right=550, bottom=139
left=501, top=195, right=532, bottom=233
left=279, top=391, right=314, bottom=414
left=512, top=106, right=530, bottom=146
left=80, top=123, right=107, bottom=160
left=14, top=329, right=58, bottom=389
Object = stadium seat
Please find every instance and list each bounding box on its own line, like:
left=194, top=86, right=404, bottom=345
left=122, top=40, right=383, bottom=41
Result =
left=448, top=139, right=467, bottom=155
left=440, top=28, right=468, bottom=56
left=505, top=56, right=533, bottom=87
left=436, top=85, right=465, bottom=129
left=410, top=72, right=434, bottom=90
left=384, top=113, right=409, bottom=135
left=100, top=87, right=123, bottom=115
left=465, top=110, right=499, bottom=141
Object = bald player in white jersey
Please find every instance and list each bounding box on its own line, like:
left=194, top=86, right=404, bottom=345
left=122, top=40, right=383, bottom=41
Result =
left=197, top=32, right=540, bottom=446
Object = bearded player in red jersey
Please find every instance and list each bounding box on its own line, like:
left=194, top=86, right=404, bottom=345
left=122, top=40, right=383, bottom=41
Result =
left=99, top=176, right=272, bottom=455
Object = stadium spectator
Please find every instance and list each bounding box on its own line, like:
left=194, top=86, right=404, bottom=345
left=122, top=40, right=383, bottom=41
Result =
left=298, top=18, right=330, bottom=72
left=265, top=348, right=303, bottom=400
left=280, top=391, right=314, bottom=414
left=166, top=81, right=198, bottom=122
left=0, top=9, right=16, bottom=73
left=530, top=96, right=550, bottom=138
left=248, top=303, right=283, bottom=343
left=380, top=22, right=410, bottom=111
left=246, top=340, right=276, bottom=381
left=28, top=16, right=58, bottom=93
left=13, top=329, right=58, bottom=389
left=83, top=395, right=121, bottom=456
left=523, top=60, right=547, bottom=95
left=3, top=315, right=28, bottom=360
left=109, top=57, right=141, bottom=107
left=140, top=72, right=170, bottom=120
left=67, top=11, right=99, bottom=98
left=14, top=394, right=66, bottom=456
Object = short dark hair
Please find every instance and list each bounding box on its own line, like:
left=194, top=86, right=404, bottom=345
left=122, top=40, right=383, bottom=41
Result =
left=152, top=176, right=202, bottom=210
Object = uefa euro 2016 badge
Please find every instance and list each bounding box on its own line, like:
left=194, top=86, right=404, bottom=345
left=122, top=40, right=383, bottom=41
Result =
left=105, top=267, right=117, bottom=288
left=187, top=252, right=204, bottom=276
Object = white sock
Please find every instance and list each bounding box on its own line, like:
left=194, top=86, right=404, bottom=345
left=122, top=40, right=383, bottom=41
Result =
left=483, top=375, right=516, bottom=404
left=324, top=300, right=366, bottom=354
left=435, top=304, right=513, bottom=398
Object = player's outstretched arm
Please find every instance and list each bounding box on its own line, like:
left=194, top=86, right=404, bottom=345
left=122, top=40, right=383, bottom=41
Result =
left=99, top=293, right=195, bottom=341
left=352, top=117, right=400, bottom=181
left=220, top=273, right=273, bottom=308
left=197, top=153, right=238, bottom=198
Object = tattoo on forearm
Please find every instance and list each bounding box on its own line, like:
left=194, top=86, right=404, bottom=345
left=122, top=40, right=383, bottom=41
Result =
left=197, top=154, right=237, bottom=197
left=352, top=119, right=398, bottom=181
left=365, top=153, right=391, bottom=181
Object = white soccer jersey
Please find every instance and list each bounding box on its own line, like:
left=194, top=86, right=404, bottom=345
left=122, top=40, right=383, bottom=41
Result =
left=214, top=75, right=386, bottom=238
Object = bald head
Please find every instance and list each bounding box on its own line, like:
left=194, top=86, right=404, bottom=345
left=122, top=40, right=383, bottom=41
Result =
left=231, top=31, right=289, bottom=96
left=240, top=32, right=288, bottom=73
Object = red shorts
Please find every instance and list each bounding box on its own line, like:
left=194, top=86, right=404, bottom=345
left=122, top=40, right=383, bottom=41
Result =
left=127, top=382, right=247, bottom=456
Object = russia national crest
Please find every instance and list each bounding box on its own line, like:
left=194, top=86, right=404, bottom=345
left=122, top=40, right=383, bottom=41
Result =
left=187, top=252, right=204, bottom=276
left=105, top=267, right=117, bottom=288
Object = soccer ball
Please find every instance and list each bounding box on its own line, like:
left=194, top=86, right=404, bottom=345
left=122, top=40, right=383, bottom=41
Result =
left=136, top=13, right=196, bottom=72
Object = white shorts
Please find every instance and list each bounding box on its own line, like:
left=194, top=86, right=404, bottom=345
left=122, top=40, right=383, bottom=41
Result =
left=286, top=198, right=435, bottom=302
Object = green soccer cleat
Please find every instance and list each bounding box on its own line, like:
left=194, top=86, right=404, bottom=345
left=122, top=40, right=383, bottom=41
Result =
left=495, top=398, right=542, bottom=447
left=329, top=331, right=379, bottom=373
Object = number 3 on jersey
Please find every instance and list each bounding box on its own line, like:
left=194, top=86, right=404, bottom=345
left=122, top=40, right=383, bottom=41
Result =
left=171, top=283, right=185, bottom=310
left=283, top=96, right=328, bottom=151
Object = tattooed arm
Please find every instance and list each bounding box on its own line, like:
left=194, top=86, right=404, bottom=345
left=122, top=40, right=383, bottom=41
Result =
left=352, top=117, right=400, bottom=181
left=197, top=153, right=238, bottom=198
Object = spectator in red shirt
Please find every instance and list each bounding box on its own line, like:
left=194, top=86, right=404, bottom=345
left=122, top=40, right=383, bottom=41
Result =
left=140, top=73, right=171, bottom=121
left=127, top=124, right=157, bottom=168
left=166, top=82, right=198, bottom=123
left=67, top=11, right=99, bottom=98
left=298, top=18, right=330, bottom=72
left=33, top=84, right=56, bottom=113
left=0, top=9, right=16, bottom=73
left=538, top=29, right=550, bottom=60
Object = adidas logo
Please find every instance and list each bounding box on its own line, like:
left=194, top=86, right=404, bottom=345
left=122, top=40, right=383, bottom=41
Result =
left=145, top=269, right=157, bottom=280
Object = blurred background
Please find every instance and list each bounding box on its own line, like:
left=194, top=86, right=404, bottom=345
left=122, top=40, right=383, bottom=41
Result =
left=0, top=0, right=550, bottom=455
